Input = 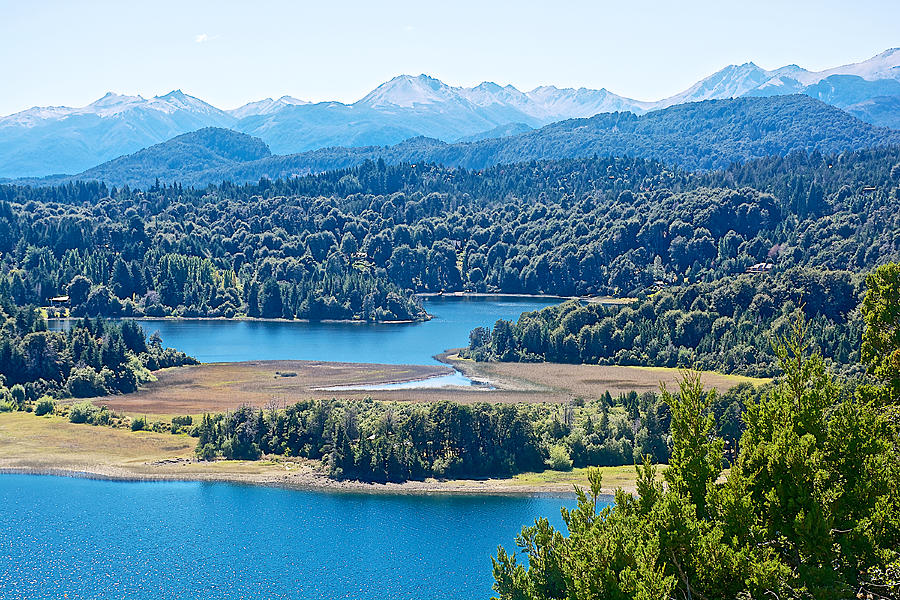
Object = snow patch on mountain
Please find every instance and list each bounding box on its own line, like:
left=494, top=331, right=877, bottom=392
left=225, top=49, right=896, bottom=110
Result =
left=815, top=48, right=900, bottom=82
left=0, top=90, right=232, bottom=128
left=229, top=96, right=309, bottom=118
left=658, top=63, right=773, bottom=107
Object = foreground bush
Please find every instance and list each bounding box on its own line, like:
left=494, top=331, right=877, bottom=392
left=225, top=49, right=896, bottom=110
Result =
left=491, top=275, right=900, bottom=599
left=68, top=401, right=100, bottom=424
left=34, top=396, right=55, bottom=416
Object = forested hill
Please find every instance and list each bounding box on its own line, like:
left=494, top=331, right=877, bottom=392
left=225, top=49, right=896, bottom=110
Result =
left=14, top=95, right=900, bottom=189
left=16, top=128, right=272, bottom=189
left=76, top=128, right=271, bottom=185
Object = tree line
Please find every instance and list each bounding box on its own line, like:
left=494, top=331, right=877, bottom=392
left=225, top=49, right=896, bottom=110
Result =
left=0, top=300, right=196, bottom=406
left=465, top=267, right=861, bottom=377
left=190, top=382, right=755, bottom=483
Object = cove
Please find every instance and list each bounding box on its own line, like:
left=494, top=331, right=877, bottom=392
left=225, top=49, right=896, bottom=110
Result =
left=0, top=474, right=583, bottom=600
left=53, top=296, right=561, bottom=365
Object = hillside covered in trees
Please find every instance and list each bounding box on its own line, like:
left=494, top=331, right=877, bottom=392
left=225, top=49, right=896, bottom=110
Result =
left=464, top=269, right=862, bottom=378
left=1, top=146, right=898, bottom=337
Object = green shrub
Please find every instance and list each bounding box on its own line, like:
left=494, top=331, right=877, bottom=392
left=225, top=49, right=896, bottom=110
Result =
left=10, top=384, right=26, bottom=409
left=131, top=415, right=147, bottom=431
left=67, top=367, right=107, bottom=398
left=34, top=396, right=55, bottom=416
left=170, top=415, right=193, bottom=434
left=196, top=443, right=217, bottom=461
left=548, top=444, right=573, bottom=471
left=92, top=407, right=112, bottom=426
left=69, top=401, right=100, bottom=424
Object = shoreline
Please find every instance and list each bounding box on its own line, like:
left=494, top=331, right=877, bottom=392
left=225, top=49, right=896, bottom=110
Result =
left=43, top=293, right=630, bottom=325
left=416, top=291, right=634, bottom=305
left=47, top=314, right=432, bottom=325
left=0, top=465, right=602, bottom=499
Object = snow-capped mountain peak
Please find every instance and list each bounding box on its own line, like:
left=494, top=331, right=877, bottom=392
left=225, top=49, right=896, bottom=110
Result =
left=526, top=85, right=653, bottom=117
left=659, top=62, right=773, bottom=107
left=150, top=90, right=227, bottom=117
left=83, top=92, right=149, bottom=116
left=357, top=74, right=459, bottom=108
left=816, top=47, right=900, bottom=82
left=459, top=81, right=533, bottom=111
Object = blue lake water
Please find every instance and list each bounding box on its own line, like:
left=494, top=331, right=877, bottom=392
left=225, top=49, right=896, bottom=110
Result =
left=16, top=297, right=581, bottom=598
left=0, top=474, right=582, bottom=600
left=53, top=296, right=561, bottom=365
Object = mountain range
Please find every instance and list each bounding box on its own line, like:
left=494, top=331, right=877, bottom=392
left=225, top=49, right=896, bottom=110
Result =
left=21, top=94, right=900, bottom=189
left=2, top=48, right=899, bottom=179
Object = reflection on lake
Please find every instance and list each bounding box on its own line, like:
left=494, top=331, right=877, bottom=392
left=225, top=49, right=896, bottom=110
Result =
left=51, top=296, right=561, bottom=366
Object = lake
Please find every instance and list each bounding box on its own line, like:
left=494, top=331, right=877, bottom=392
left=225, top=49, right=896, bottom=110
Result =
left=0, top=474, right=582, bottom=600
left=53, top=296, right=562, bottom=365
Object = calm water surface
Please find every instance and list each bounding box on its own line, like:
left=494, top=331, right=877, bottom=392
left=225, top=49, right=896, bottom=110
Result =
left=0, top=474, right=582, bottom=600
left=104, top=296, right=560, bottom=364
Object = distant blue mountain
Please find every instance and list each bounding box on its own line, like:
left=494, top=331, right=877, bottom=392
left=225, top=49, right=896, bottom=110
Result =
left=18, top=95, right=900, bottom=189
left=1, top=49, right=898, bottom=178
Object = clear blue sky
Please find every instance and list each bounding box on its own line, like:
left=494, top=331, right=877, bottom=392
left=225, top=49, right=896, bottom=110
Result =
left=2, top=0, right=898, bottom=115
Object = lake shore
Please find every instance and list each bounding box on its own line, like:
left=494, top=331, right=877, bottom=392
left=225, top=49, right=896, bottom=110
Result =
left=0, top=465, right=607, bottom=498
left=415, top=291, right=636, bottom=305
left=0, top=413, right=637, bottom=497
left=47, top=314, right=432, bottom=325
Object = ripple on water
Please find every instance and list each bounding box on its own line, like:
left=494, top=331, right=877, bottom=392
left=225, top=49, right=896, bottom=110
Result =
left=0, top=474, right=580, bottom=600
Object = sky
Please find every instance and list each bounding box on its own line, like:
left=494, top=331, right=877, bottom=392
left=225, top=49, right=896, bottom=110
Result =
left=1, top=0, right=899, bottom=115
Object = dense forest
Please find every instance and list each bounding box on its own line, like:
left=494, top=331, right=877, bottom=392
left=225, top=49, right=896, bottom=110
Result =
left=0, top=302, right=195, bottom=405
left=192, top=378, right=757, bottom=483
left=491, top=263, right=900, bottom=600
left=1, top=146, right=898, bottom=358
left=464, top=268, right=862, bottom=377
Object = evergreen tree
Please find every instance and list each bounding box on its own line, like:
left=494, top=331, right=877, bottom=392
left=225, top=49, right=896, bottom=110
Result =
left=259, top=278, right=284, bottom=319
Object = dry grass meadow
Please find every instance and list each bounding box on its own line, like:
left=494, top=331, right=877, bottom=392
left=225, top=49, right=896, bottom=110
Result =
left=74, top=356, right=770, bottom=419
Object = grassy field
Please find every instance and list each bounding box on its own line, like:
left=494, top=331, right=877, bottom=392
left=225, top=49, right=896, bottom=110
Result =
left=0, top=411, right=194, bottom=472
left=507, top=464, right=663, bottom=493
left=450, top=356, right=770, bottom=398
left=88, top=360, right=449, bottom=416
left=78, top=356, right=769, bottom=419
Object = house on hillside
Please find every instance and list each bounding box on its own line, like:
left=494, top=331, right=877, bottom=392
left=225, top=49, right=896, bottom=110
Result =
left=745, top=263, right=774, bottom=275
left=49, top=295, right=70, bottom=307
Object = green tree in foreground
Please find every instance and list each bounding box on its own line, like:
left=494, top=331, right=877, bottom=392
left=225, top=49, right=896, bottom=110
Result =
left=492, top=284, right=900, bottom=598
left=861, top=262, right=900, bottom=400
